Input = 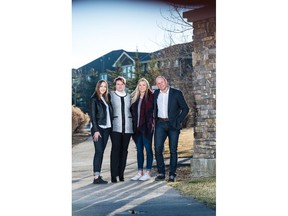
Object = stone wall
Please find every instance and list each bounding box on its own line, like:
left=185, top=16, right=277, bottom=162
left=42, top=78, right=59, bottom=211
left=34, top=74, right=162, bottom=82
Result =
left=191, top=17, right=216, bottom=177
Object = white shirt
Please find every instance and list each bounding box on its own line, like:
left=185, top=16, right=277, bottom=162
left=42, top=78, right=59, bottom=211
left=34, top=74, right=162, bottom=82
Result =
left=137, top=97, right=143, bottom=127
left=99, top=96, right=111, bottom=129
left=157, top=88, right=170, bottom=118
left=115, top=90, right=126, bottom=97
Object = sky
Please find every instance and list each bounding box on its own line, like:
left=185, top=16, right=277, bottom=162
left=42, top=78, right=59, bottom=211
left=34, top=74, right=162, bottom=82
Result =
left=72, top=0, right=192, bottom=69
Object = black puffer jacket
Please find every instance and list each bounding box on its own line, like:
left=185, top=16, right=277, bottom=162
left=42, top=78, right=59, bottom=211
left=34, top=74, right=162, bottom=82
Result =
left=90, top=92, right=113, bottom=135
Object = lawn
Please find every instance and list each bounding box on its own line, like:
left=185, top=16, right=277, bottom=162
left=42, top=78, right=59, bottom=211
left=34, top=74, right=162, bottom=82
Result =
left=170, top=177, right=216, bottom=209
left=163, top=127, right=216, bottom=210
left=163, top=127, right=194, bottom=158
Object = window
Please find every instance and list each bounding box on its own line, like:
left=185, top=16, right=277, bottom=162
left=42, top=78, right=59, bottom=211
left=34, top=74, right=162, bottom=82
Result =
left=167, top=61, right=171, bottom=68
left=100, top=73, right=107, bottom=80
left=174, top=60, right=179, bottom=67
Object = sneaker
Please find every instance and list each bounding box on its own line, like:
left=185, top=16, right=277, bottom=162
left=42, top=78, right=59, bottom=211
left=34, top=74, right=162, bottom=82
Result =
left=168, top=175, right=175, bottom=182
left=155, top=174, right=165, bottom=181
left=93, top=176, right=108, bottom=184
left=139, top=173, right=151, bottom=181
left=131, top=173, right=142, bottom=181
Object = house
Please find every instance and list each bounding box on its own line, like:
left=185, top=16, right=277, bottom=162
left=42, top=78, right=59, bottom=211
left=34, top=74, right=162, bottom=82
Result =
left=74, top=49, right=150, bottom=80
left=112, top=51, right=151, bottom=79
left=152, top=42, right=193, bottom=80
left=74, top=42, right=193, bottom=82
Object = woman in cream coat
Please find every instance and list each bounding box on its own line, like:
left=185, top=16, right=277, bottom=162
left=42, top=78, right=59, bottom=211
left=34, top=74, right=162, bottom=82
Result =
left=110, top=76, right=133, bottom=183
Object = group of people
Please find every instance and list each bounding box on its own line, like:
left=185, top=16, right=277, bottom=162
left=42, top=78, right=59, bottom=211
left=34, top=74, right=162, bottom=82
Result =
left=89, top=75, right=189, bottom=184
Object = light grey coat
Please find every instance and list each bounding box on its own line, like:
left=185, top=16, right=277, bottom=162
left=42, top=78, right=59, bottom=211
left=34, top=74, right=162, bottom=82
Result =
left=111, top=92, right=133, bottom=134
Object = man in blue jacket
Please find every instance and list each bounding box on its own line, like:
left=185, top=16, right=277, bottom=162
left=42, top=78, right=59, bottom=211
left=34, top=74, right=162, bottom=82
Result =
left=153, top=76, right=189, bottom=182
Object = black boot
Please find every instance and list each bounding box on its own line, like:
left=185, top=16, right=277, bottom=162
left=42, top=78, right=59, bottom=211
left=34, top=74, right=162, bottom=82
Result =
left=93, top=176, right=108, bottom=184
left=111, top=177, right=117, bottom=183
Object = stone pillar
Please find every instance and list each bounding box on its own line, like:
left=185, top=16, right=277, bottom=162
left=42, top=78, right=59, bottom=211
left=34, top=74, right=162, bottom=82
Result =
left=190, top=16, right=216, bottom=178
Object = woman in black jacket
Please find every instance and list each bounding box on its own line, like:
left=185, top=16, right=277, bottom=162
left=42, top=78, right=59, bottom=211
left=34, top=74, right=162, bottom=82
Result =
left=130, top=78, right=154, bottom=181
left=90, top=79, right=113, bottom=184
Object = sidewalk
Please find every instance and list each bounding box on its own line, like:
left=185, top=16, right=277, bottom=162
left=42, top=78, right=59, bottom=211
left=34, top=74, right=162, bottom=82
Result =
left=72, top=137, right=216, bottom=216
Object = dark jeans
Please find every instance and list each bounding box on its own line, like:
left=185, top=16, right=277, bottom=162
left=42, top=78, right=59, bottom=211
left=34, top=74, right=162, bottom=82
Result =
left=154, top=121, right=180, bottom=176
left=93, top=127, right=111, bottom=174
left=135, top=134, right=153, bottom=171
left=110, top=132, right=131, bottom=178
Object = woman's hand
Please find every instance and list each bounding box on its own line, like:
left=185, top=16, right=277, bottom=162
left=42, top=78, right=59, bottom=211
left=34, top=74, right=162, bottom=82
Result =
left=93, top=131, right=102, bottom=141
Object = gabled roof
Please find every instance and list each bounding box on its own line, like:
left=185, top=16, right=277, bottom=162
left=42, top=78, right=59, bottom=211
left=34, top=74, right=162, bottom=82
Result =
left=77, top=50, right=151, bottom=73
left=76, top=49, right=125, bottom=72
left=113, top=51, right=151, bottom=67
left=113, top=52, right=134, bottom=67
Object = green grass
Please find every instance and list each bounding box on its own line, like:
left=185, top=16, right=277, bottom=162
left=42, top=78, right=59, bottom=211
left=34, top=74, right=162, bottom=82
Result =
left=170, top=177, right=216, bottom=209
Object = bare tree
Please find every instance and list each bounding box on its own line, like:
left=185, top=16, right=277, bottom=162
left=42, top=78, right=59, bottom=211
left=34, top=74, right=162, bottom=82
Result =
left=151, top=4, right=203, bottom=128
left=152, top=42, right=196, bottom=128
left=156, top=4, right=202, bottom=47
left=145, top=53, right=161, bottom=88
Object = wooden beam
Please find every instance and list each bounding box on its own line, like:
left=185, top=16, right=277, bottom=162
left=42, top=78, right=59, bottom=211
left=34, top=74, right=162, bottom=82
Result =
left=183, top=5, right=216, bottom=22
left=154, top=0, right=215, bottom=6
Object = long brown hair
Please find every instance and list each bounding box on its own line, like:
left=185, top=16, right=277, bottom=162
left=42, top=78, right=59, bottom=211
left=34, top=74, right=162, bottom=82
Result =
left=94, top=80, right=109, bottom=103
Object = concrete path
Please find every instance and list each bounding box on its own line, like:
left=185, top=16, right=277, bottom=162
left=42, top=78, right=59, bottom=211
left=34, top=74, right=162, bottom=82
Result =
left=72, top=136, right=216, bottom=216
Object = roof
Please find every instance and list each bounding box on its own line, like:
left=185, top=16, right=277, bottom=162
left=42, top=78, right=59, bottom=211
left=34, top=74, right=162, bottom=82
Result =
left=77, top=50, right=150, bottom=73
left=152, top=42, right=193, bottom=59
left=76, top=43, right=192, bottom=73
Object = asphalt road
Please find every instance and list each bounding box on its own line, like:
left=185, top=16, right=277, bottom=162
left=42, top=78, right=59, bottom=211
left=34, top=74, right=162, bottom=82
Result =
left=72, top=136, right=216, bottom=216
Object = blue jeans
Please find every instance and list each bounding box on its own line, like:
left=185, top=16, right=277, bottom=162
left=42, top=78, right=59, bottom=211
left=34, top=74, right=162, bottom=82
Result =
left=154, top=121, right=180, bottom=176
left=93, top=127, right=111, bottom=174
left=135, top=134, right=153, bottom=171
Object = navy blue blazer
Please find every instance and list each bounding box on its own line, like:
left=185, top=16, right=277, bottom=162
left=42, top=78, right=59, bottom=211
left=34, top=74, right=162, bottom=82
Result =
left=154, top=87, right=189, bottom=130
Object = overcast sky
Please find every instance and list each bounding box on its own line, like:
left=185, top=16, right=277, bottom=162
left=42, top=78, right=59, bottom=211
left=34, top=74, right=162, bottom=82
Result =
left=72, top=0, right=192, bottom=69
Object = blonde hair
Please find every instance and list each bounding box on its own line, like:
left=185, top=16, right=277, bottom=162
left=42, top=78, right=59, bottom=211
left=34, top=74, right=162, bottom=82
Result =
left=95, top=80, right=109, bottom=103
left=131, top=78, right=151, bottom=104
